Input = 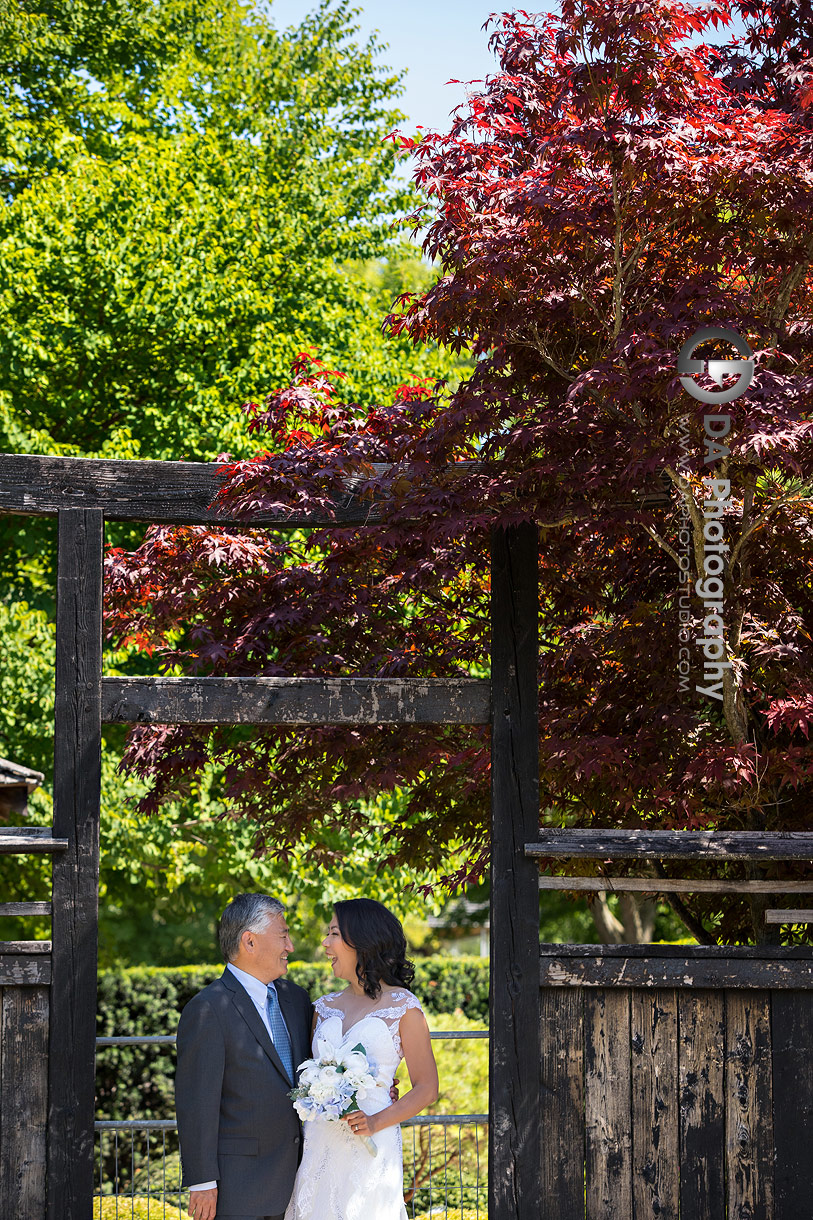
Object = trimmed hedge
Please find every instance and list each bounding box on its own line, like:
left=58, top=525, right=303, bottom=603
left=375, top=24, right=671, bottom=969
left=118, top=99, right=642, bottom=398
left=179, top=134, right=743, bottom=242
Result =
left=95, top=955, right=488, bottom=1121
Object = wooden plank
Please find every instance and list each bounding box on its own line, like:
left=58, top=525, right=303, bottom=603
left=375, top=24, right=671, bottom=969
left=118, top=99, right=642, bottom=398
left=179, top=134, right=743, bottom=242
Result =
left=0, top=825, right=52, bottom=836
left=101, top=675, right=491, bottom=725
left=0, top=941, right=51, bottom=953
left=678, top=990, right=726, bottom=1220
left=584, top=988, right=632, bottom=1220
left=0, top=902, right=52, bottom=916
left=765, top=908, right=813, bottom=923
left=539, top=876, right=813, bottom=894
left=540, top=953, right=813, bottom=989
left=0, top=452, right=670, bottom=526
left=0, top=956, right=51, bottom=984
left=630, top=990, right=678, bottom=1220
left=489, top=523, right=541, bottom=1220
left=772, top=991, right=813, bottom=1215
left=0, top=451, right=395, bottom=526
left=539, top=943, right=813, bottom=961
left=527, top=829, right=813, bottom=860
left=725, top=991, right=774, bottom=1220
left=540, top=988, right=584, bottom=1220
left=47, top=508, right=104, bottom=1220
left=0, top=986, right=49, bottom=1216
left=0, top=836, right=68, bottom=854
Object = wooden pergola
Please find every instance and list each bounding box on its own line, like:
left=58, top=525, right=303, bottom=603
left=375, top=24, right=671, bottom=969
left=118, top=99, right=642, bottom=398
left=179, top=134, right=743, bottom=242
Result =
left=0, top=451, right=541, bottom=1219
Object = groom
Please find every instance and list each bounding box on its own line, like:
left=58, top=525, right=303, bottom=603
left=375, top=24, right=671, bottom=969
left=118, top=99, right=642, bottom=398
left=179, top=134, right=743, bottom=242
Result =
left=175, top=893, right=313, bottom=1220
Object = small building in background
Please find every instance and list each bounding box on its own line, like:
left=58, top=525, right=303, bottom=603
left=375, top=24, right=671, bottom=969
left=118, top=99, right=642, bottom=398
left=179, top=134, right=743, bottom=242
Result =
left=427, top=895, right=490, bottom=956
left=0, top=757, right=44, bottom=820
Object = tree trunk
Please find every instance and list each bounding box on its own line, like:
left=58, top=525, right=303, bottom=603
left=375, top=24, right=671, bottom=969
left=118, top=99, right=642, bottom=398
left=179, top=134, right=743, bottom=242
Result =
left=588, top=893, right=656, bottom=944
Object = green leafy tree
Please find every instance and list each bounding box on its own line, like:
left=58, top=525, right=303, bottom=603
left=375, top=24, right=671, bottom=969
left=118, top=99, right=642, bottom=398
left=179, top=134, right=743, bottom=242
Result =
left=0, top=0, right=464, bottom=960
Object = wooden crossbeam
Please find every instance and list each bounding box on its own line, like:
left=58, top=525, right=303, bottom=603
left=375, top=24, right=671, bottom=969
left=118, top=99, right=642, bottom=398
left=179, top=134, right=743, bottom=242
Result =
left=538, top=877, right=813, bottom=894
left=539, top=944, right=813, bottom=989
left=765, top=909, right=813, bottom=924
left=101, top=675, right=491, bottom=725
left=0, top=453, right=671, bottom=528
left=0, top=833, right=68, bottom=854
left=0, top=453, right=425, bottom=527
left=527, top=829, right=813, bottom=861
left=0, top=902, right=52, bottom=916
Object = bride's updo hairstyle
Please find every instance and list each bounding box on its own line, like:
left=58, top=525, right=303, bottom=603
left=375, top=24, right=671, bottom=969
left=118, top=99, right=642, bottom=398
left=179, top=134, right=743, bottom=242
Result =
left=333, top=898, right=415, bottom=1000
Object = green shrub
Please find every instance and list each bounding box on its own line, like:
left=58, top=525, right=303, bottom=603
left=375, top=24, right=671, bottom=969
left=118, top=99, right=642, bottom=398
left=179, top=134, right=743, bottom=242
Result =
left=95, top=956, right=489, bottom=1122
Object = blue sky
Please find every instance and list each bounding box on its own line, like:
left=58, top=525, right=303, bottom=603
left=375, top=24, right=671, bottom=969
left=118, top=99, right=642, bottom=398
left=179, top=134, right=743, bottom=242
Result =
left=266, top=0, right=506, bottom=137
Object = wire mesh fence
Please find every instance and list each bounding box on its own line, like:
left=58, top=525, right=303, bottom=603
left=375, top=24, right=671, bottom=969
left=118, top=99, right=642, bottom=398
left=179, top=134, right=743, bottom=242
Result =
left=94, top=1033, right=488, bottom=1220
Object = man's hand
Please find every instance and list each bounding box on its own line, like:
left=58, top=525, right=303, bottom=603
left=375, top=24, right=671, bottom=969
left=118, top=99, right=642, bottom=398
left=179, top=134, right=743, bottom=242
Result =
left=389, top=1077, right=400, bottom=1104
left=188, top=1186, right=218, bottom=1220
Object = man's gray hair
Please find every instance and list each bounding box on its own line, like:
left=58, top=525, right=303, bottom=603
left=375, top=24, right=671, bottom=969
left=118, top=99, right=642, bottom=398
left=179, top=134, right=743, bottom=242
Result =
left=218, top=893, right=285, bottom=963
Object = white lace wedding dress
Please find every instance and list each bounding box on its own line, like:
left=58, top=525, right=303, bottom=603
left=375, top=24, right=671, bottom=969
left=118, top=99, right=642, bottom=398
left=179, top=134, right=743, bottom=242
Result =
left=283, top=989, right=424, bottom=1220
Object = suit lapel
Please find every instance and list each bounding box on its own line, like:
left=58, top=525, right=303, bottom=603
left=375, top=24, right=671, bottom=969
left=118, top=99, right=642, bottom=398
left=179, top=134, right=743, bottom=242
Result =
left=276, top=978, right=307, bottom=1072
left=221, top=969, right=293, bottom=1086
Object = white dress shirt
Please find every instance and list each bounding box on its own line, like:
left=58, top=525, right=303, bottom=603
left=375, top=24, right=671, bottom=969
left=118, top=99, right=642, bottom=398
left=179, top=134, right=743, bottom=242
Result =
left=188, top=964, right=291, bottom=1193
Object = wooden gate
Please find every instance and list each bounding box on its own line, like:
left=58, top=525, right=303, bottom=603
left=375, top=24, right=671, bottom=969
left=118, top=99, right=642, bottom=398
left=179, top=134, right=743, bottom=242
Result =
left=0, top=454, right=537, bottom=1219
left=539, top=944, right=813, bottom=1220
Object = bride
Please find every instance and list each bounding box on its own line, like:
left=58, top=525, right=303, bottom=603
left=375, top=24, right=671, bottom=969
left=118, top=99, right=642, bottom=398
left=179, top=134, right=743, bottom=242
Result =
left=284, top=898, right=439, bottom=1220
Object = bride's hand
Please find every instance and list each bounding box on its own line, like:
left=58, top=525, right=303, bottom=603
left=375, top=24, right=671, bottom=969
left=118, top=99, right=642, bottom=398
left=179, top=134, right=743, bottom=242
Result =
left=343, top=1110, right=378, bottom=1137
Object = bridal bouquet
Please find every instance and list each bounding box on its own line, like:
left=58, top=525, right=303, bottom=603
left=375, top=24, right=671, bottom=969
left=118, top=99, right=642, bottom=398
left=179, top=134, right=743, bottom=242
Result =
left=289, top=1041, right=380, bottom=1156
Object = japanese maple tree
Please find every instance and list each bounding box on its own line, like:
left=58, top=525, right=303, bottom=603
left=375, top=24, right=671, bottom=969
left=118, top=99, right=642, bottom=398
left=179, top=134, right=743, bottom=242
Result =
left=106, top=0, right=813, bottom=944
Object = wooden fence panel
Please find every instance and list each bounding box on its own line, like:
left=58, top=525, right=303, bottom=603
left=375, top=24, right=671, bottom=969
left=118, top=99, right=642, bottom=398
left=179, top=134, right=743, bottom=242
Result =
left=725, top=991, right=774, bottom=1220
left=772, top=990, right=813, bottom=1216
left=584, top=988, right=632, bottom=1220
left=0, top=984, right=49, bottom=1220
left=542, top=950, right=813, bottom=1220
left=539, top=987, right=584, bottom=1220
left=631, top=989, right=679, bottom=1220
left=678, top=990, right=726, bottom=1220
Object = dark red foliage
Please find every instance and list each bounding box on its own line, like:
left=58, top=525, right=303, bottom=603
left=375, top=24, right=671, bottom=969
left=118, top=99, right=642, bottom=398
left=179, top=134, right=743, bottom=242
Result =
left=106, top=1, right=813, bottom=941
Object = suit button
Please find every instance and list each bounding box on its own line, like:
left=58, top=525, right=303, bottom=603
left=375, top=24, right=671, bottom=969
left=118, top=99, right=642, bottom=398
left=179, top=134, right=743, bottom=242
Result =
left=294, top=1136, right=300, bottom=1144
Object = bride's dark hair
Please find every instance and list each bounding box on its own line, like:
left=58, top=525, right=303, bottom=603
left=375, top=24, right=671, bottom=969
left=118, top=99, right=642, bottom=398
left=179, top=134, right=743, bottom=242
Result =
left=333, top=898, right=415, bottom=1000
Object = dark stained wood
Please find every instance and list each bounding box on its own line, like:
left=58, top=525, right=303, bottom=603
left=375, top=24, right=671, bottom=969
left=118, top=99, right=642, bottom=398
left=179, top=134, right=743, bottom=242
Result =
left=489, top=523, right=541, bottom=1220
left=0, top=835, right=68, bottom=854
left=540, top=950, right=813, bottom=990
left=538, top=875, right=813, bottom=894
left=0, top=955, right=51, bottom=984
left=0, top=986, right=49, bottom=1218
left=0, top=903, right=51, bottom=916
left=630, top=990, right=678, bottom=1220
left=765, top=908, right=813, bottom=923
left=539, top=988, right=584, bottom=1220
left=0, top=825, right=53, bottom=836
left=101, top=675, right=490, bottom=725
left=725, top=991, right=773, bottom=1220
left=540, top=944, right=813, bottom=961
left=0, top=452, right=670, bottom=526
left=47, top=509, right=104, bottom=1220
left=772, top=991, right=813, bottom=1215
left=0, top=941, right=51, bottom=953
left=527, top=829, right=813, bottom=860
left=584, top=988, right=632, bottom=1219
left=678, top=990, right=726, bottom=1220
left=0, top=452, right=396, bottom=526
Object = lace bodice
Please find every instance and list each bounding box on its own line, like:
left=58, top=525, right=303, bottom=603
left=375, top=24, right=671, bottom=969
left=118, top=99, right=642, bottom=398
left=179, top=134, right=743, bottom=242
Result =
left=313, top=989, right=423, bottom=1060
left=286, top=989, right=423, bottom=1220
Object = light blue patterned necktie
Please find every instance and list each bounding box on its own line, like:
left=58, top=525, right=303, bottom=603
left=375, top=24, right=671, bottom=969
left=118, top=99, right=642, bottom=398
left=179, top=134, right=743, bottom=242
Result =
left=266, top=983, right=294, bottom=1083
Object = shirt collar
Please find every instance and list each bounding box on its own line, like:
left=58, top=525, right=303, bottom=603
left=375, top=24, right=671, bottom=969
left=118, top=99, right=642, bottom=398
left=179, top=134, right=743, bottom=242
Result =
left=226, top=961, right=275, bottom=1007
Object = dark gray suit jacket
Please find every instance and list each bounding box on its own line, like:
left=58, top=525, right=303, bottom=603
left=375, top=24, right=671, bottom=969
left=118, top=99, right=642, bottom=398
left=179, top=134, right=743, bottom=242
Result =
left=175, top=969, right=313, bottom=1217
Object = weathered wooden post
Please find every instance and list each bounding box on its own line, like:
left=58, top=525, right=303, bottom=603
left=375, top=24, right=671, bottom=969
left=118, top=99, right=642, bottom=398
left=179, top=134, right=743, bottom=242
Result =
left=48, top=508, right=104, bottom=1220
left=489, top=522, right=541, bottom=1218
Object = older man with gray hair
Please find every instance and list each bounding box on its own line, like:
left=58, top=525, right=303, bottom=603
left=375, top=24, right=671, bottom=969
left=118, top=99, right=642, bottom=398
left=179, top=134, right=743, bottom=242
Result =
left=175, top=893, right=313, bottom=1220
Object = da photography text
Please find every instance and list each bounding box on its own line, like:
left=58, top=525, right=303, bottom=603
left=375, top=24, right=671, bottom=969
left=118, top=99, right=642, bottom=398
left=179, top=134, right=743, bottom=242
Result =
left=675, top=327, right=754, bottom=701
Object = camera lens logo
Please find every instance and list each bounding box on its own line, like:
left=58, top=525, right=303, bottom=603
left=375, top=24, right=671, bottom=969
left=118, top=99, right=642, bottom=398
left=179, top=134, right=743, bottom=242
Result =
left=677, top=326, right=754, bottom=404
